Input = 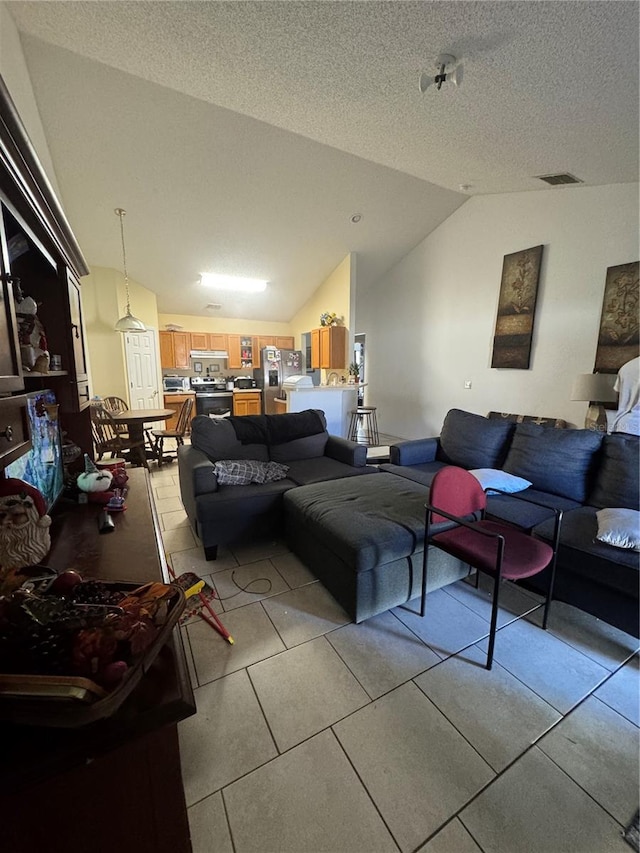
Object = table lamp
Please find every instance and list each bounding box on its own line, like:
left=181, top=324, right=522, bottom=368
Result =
left=570, top=373, right=618, bottom=431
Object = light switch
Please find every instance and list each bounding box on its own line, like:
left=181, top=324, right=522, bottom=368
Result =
left=464, top=380, right=472, bottom=389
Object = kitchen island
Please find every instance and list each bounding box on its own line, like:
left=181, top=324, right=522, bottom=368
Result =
left=281, top=384, right=358, bottom=437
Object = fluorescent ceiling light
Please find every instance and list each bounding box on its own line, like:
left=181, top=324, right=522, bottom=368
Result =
left=200, top=272, right=267, bottom=292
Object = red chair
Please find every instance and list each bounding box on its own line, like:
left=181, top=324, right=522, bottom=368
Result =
left=421, top=466, right=563, bottom=670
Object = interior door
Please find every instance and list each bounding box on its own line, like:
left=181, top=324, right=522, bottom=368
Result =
left=125, top=329, right=161, bottom=409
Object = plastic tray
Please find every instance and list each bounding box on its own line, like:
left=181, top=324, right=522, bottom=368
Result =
left=0, top=580, right=185, bottom=728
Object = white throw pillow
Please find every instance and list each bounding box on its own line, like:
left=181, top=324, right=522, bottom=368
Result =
left=596, top=508, right=640, bottom=551
left=469, top=468, right=532, bottom=495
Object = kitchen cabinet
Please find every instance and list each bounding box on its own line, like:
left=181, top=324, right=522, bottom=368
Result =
left=159, top=331, right=190, bottom=369
left=228, top=335, right=255, bottom=370
left=190, top=332, right=227, bottom=352
left=0, top=393, right=30, bottom=467
left=275, top=336, right=295, bottom=350
left=311, top=328, right=320, bottom=369
left=310, top=326, right=346, bottom=369
left=233, top=391, right=262, bottom=416
left=163, top=392, right=196, bottom=431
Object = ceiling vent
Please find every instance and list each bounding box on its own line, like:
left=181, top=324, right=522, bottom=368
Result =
left=205, top=303, right=222, bottom=310
left=536, top=173, right=583, bottom=186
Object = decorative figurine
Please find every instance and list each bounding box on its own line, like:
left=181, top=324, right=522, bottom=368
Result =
left=76, top=454, right=113, bottom=493
left=0, top=477, right=52, bottom=571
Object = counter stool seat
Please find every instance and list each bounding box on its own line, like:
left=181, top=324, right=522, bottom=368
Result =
left=348, top=406, right=379, bottom=446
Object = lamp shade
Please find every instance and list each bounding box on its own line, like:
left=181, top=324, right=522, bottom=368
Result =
left=115, top=310, right=147, bottom=333
left=570, top=373, right=618, bottom=402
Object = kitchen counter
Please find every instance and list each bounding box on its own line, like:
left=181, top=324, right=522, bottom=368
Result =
left=232, top=388, right=262, bottom=393
left=281, top=385, right=358, bottom=437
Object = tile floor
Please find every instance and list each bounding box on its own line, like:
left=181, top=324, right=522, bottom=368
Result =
left=148, top=461, right=640, bottom=853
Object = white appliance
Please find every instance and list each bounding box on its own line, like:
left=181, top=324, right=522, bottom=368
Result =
left=163, top=375, right=191, bottom=392
left=282, top=375, right=313, bottom=395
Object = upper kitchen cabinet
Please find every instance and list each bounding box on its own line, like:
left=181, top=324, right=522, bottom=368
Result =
left=160, top=330, right=190, bottom=369
left=228, top=335, right=255, bottom=369
left=189, top=332, right=228, bottom=352
left=275, top=336, right=295, bottom=350
left=312, top=325, right=346, bottom=369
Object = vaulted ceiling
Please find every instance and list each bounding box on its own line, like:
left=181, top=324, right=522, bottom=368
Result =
left=6, top=1, right=639, bottom=321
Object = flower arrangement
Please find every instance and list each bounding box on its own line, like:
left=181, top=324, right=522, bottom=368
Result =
left=320, top=312, right=339, bottom=327
left=348, top=362, right=360, bottom=378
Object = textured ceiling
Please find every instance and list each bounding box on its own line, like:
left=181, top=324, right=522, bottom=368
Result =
left=6, top=1, right=639, bottom=321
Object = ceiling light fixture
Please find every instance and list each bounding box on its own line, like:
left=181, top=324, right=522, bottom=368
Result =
left=419, top=54, right=463, bottom=93
left=114, top=208, right=146, bottom=333
left=200, top=272, right=267, bottom=293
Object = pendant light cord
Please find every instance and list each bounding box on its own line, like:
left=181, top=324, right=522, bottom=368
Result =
left=115, top=207, right=131, bottom=311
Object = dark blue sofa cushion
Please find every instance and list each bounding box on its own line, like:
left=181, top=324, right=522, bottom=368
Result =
left=588, top=433, right=640, bottom=510
left=534, top=507, right=640, bottom=596
left=378, top=461, right=446, bottom=487
left=286, top=457, right=378, bottom=486
left=503, top=423, right=603, bottom=503
left=436, top=409, right=514, bottom=470
left=486, top=488, right=581, bottom=531
left=191, top=416, right=269, bottom=463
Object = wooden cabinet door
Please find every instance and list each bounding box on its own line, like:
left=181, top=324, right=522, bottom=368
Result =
left=275, top=336, right=295, bottom=350
left=233, top=396, right=249, bottom=416
left=0, top=268, right=24, bottom=392
left=173, top=332, right=190, bottom=369
left=159, top=331, right=175, bottom=368
left=190, top=332, right=208, bottom=351
left=67, top=271, right=88, bottom=381
left=209, top=333, right=227, bottom=351
left=311, top=328, right=320, bottom=369
left=227, top=334, right=242, bottom=369
left=319, top=325, right=346, bottom=369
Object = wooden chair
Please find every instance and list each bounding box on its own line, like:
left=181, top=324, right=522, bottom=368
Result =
left=102, top=396, right=130, bottom=436
left=422, top=466, right=563, bottom=670
left=90, top=404, right=149, bottom=470
left=150, top=397, right=194, bottom=468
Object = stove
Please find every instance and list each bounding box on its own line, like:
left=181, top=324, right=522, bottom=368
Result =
left=190, top=377, right=233, bottom=416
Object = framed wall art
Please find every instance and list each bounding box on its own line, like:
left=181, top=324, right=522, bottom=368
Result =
left=491, top=245, right=543, bottom=369
left=594, top=261, right=639, bottom=373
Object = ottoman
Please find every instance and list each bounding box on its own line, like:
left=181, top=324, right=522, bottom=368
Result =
left=283, top=472, right=469, bottom=623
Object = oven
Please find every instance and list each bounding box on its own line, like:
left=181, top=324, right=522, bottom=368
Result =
left=190, top=377, right=233, bottom=417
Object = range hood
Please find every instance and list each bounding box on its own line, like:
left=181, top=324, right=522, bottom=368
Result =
left=190, top=350, right=228, bottom=359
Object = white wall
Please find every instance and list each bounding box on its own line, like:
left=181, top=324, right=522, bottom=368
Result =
left=357, top=183, right=639, bottom=438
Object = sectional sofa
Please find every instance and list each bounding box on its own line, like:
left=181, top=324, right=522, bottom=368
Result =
left=381, top=408, right=639, bottom=637
left=178, top=410, right=378, bottom=560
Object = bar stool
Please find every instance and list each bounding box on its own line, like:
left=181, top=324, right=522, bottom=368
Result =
left=348, top=406, right=380, bottom=446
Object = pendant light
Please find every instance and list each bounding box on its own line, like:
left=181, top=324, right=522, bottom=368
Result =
left=114, top=207, right=146, bottom=333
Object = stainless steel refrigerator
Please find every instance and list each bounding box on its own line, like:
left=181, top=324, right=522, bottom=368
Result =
left=253, top=348, right=303, bottom=414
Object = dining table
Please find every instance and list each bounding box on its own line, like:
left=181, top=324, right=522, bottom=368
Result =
left=111, top=408, right=174, bottom=465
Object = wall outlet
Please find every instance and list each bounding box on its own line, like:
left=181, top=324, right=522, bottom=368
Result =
left=464, top=380, right=472, bottom=389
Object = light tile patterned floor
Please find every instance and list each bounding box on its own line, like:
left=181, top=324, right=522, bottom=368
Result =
left=149, top=463, right=640, bottom=853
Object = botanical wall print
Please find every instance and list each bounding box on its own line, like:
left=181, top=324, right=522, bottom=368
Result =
left=491, top=245, right=543, bottom=369
left=594, top=261, right=639, bottom=373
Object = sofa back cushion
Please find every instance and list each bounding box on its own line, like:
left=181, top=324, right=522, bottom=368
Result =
left=588, top=433, right=639, bottom=509
left=503, top=423, right=603, bottom=502
left=436, top=409, right=514, bottom=470
left=190, top=416, right=269, bottom=463
left=270, top=431, right=328, bottom=462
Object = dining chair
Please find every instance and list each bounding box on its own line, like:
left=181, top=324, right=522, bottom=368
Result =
left=149, top=396, right=194, bottom=468
left=90, top=404, right=149, bottom=470
left=102, top=396, right=130, bottom=436
left=421, top=466, right=563, bottom=669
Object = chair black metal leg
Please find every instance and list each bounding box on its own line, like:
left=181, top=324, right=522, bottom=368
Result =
left=485, top=573, right=501, bottom=670
left=420, top=538, right=430, bottom=617
left=157, top=436, right=164, bottom=468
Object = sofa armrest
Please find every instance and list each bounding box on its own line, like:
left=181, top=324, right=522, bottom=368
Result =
left=390, top=437, right=439, bottom=466
left=177, top=445, right=219, bottom=497
left=325, top=435, right=368, bottom=467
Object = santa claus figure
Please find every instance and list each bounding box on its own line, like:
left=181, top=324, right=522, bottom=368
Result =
left=0, top=477, right=52, bottom=571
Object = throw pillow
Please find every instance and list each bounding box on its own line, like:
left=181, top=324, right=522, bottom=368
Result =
left=437, top=409, right=514, bottom=469
left=503, top=423, right=603, bottom=503
left=213, top=459, right=289, bottom=485
left=469, top=468, right=532, bottom=494
left=596, top=508, right=640, bottom=551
